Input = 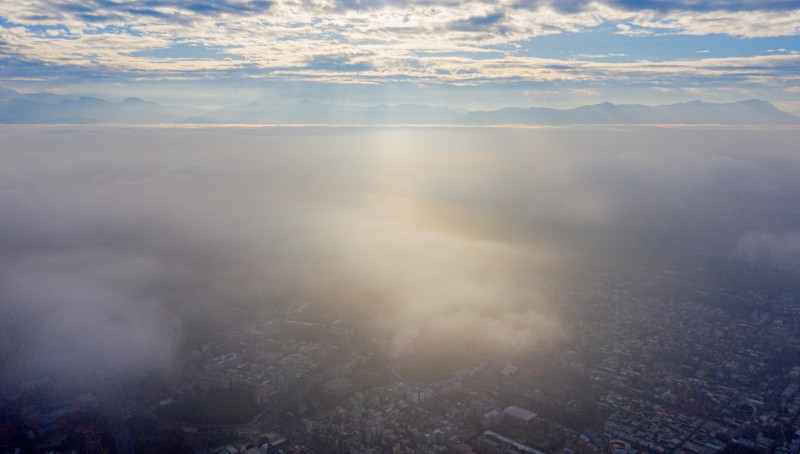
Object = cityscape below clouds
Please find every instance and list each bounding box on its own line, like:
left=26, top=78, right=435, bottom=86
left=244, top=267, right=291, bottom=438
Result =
left=1, top=1, right=800, bottom=454
left=2, top=124, right=800, bottom=453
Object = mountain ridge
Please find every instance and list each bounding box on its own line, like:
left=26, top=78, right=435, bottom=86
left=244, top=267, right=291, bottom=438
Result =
left=0, top=91, right=796, bottom=125
left=189, top=98, right=799, bottom=125
left=0, top=95, right=200, bottom=124
left=461, top=99, right=797, bottom=126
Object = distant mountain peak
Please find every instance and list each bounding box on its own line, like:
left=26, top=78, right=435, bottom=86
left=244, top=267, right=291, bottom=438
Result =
left=734, top=99, right=778, bottom=109
left=120, top=97, right=156, bottom=105
left=61, top=96, right=110, bottom=105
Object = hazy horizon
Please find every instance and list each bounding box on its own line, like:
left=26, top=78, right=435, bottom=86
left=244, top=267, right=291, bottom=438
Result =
left=1, top=93, right=797, bottom=126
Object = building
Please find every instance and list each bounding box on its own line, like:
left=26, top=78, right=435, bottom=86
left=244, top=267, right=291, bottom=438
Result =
left=502, top=406, right=537, bottom=426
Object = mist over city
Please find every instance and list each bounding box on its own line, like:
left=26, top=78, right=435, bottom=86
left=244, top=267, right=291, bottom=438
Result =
left=2, top=0, right=800, bottom=452
left=0, top=123, right=799, bottom=452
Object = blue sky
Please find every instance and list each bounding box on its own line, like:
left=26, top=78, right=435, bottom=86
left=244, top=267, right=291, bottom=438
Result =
left=0, top=0, right=799, bottom=109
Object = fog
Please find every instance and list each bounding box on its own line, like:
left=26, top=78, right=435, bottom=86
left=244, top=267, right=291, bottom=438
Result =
left=1, top=125, right=799, bottom=385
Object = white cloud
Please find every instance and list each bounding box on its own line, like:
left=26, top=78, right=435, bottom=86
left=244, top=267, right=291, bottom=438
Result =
left=569, top=87, right=600, bottom=96
left=573, top=53, right=628, bottom=58
left=0, top=0, right=799, bottom=91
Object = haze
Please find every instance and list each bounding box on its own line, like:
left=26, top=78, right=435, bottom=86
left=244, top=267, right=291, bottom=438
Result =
left=2, top=124, right=799, bottom=387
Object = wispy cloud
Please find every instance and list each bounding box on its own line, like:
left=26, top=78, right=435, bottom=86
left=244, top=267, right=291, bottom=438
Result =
left=0, top=0, right=799, bottom=102
left=573, top=53, right=628, bottom=59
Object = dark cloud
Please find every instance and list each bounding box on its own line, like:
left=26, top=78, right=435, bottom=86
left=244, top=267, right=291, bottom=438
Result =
left=45, top=0, right=272, bottom=22
left=448, top=12, right=506, bottom=32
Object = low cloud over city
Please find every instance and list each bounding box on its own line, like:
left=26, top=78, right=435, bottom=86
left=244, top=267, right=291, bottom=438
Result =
left=2, top=125, right=800, bottom=387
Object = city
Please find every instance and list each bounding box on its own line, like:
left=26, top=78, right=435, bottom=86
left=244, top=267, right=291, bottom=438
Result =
left=3, top=265, right=798, bottom=454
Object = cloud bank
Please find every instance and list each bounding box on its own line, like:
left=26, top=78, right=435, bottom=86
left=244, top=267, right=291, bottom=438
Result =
left=1, top=125, right=800, bottom=385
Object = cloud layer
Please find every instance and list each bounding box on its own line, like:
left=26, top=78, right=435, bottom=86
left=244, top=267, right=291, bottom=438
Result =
left=2, top=125, right=800, bottom=385
left=1, top=0, right=799, bottom=104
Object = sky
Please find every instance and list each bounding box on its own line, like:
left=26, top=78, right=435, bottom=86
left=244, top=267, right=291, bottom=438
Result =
left=1, top=0, right=800, bottom=109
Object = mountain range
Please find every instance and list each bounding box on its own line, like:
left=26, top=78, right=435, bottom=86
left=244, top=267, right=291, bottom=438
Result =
left=0, top=90, right=200, bottom=124
left=0, top=87, right=797, bottom=126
